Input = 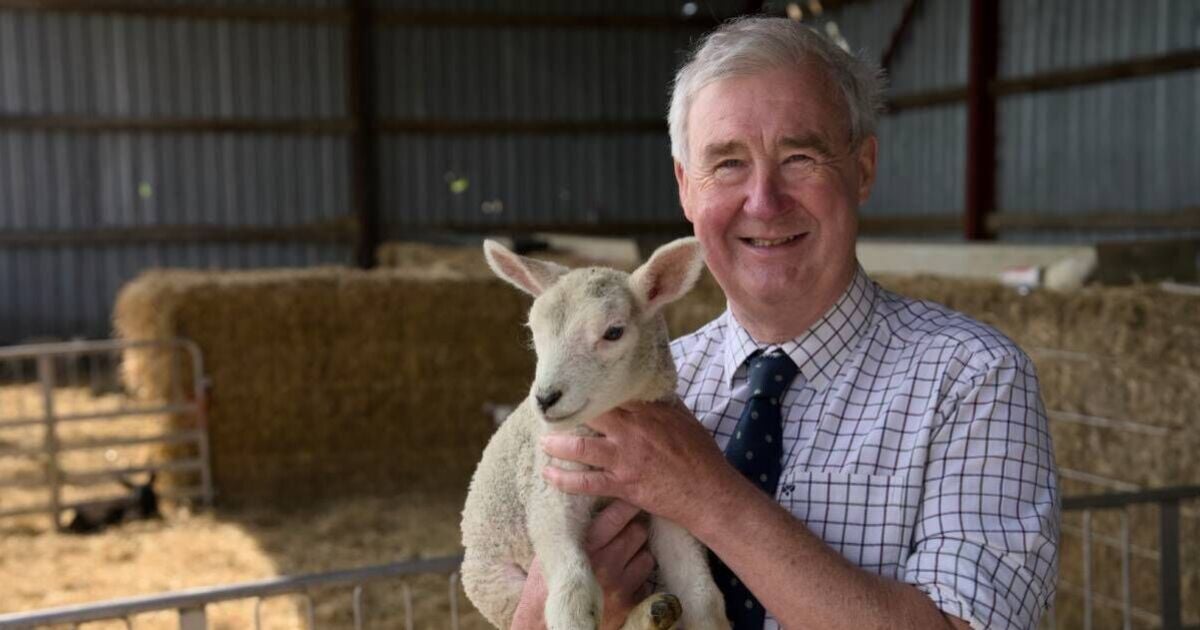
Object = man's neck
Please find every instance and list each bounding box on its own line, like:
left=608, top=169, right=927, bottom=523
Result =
left=729, top=267, right=856, bottom=345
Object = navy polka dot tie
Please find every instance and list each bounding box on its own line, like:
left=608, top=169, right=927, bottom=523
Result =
left=713, top=350, right=799, bottom=629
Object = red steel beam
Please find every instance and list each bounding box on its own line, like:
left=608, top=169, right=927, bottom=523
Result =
left=964, top=0, right=998, bottom=241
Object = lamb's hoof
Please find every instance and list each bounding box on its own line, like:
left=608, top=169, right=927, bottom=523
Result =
left=647, top=593, right=682, bottom=629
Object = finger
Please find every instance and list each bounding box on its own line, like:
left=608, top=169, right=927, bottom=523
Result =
left=585, top=500, right=643, bottom=551
left=611, top=520, right=650, bottom=567
left=542, top=465, right=614, bottom=497
left=625, top=548, right=657, bottom=586
left=540, top=434, right=616, bottom=468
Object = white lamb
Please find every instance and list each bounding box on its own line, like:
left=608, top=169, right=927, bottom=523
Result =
left=461, top=237, right=731, bottom=630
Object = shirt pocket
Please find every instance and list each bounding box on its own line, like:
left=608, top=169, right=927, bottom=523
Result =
left=778, top=469, right=921, bottom=579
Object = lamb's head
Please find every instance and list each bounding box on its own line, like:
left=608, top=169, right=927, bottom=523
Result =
left=484, top=238, right=705, bottom=430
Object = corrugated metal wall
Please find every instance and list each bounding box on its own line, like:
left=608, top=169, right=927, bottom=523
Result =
left=3, top=1, right=1197, bottom=341
left=825, top=0, right=1200, bottom=238
left=821, top=0, right=968, bottom=223
left=0, top=2, right=739, bottom=343
left=996, top=0, right=1200, bottom=235
left=375, top=24, right=697, bottom=234
left=0, top=7, right=355, bottom=342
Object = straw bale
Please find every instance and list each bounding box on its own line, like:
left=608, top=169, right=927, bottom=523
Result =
left=114, top=266, right=535, bottom=507
left=377, top=241, right=638, bottom=279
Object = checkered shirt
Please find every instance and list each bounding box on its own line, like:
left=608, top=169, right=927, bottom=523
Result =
left=671, top=267, right=1059, bottom=630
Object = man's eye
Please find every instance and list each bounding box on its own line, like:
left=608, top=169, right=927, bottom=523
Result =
left=602, top=326, right=625, bottom=341
left=715, top=159, right=744, bottom=170
left=785, top=154, right=815, bottom=165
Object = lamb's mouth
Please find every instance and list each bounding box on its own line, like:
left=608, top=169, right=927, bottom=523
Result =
left=543, top=400, right=589, bottom=423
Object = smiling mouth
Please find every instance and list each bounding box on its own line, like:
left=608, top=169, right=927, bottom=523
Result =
left=741, top=234, right=804, bottom=247
left=542, top=400, right=589, bottom=423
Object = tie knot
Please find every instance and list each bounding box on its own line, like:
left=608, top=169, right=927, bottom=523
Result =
left=745, top=350, right=799, bottom=400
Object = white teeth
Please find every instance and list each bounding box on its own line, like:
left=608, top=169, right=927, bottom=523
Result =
left=747, top=235, right=798, bottom=247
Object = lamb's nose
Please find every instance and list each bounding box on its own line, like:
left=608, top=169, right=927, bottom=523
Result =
left=535, top=389, right=563, bottom=413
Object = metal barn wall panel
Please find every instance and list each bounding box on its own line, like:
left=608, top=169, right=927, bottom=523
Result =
left=375, top=25, right=698, bottom=233
left=864, top=104, right=966, bottom=219
left=376, top=26, right=695, bottom=120
left=0, top=8, right=354, bottom=343
left=827, top=0, right=968, bottom=93
left=0, top=244, right=350, bottom=344
left=0, top=131, right=352, bottom=230
left=0, top=11, right=347, bottom=118
left=821, top=0, right=968, bottom=223
left=996, top=0, right=1200, bottom=226
left=828, top=0, right=1199, bottom=236
left=997, top=71, right=1200, bottom=218
left=380, top=133, right=676, bottom=233
left=1000, top=0, right=1200, bottom=77
left=369, top=0, right=745, bottom=17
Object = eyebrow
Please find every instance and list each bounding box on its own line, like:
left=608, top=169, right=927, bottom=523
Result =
left=780, top=134, right=835, bottom=158
left=700, top=141, right=743, bottom=164
left=699, top=134, right=836, bottom=165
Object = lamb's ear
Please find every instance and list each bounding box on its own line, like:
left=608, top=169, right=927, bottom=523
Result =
left=630, top=237, right=705, bottom=315
left=483, top=239, right=568, bottom=297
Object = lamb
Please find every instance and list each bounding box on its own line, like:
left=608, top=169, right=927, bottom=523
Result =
left=66, top=472, right=160, bottom=534
left=461, top=237, right=730, bottom=630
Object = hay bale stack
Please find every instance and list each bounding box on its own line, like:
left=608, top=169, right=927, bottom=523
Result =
left=114, top=267, right=535, bottom=507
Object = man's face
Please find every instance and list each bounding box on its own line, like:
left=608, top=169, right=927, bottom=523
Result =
left=675, top=64, right=876, bottom=322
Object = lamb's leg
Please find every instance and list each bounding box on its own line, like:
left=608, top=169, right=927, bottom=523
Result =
left=461, top=550, right=530, bottom=630
left=529, top=493, right=603, bottom=630
left=649, top=517, right=731, bottom=630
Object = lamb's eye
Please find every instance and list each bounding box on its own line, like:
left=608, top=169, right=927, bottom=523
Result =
left=602, top=326, right=625, bottom=341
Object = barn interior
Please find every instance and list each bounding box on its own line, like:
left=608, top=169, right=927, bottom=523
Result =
left=1, top=1, right=1198, bottom=629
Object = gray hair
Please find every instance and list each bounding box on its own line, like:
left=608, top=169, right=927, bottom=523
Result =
left=667, top=16, right=886, bottom=168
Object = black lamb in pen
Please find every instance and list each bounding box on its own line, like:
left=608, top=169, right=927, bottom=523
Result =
left=66, top=472, right=160, bottom=534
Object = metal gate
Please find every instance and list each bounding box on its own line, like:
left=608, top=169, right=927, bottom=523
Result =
left=0, top=338, right=213, bottom=529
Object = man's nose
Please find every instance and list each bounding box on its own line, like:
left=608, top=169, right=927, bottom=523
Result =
left=742, top=167, right=788, bottom=218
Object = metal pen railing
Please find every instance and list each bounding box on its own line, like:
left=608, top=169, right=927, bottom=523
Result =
left=1055, top=485, right=1200, bottom=630
left=0, top=338, right=214, bottom=528
left=0, top=555, right=464, bottom=630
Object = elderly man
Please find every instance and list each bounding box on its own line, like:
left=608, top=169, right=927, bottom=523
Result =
left=514, top=17, right=1058, bottom=630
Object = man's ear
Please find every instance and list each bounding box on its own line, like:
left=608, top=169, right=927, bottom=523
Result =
left=630, top=237, right=705, bottom=316
left=674, top=160, right=695, bottom=223
left=856, top=135, right=878, bottom=205
left=483, top=240, right=568, bottom=297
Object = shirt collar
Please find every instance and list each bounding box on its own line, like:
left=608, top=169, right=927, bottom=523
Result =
left=722, top=266, right=879, bottom=392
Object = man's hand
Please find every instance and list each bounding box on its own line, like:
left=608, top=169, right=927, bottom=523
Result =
left=540, top=399, right=735, bottom=526
left=510, top=501, right=657, bottom=630
left=586, top=500, right=658, bottom=630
